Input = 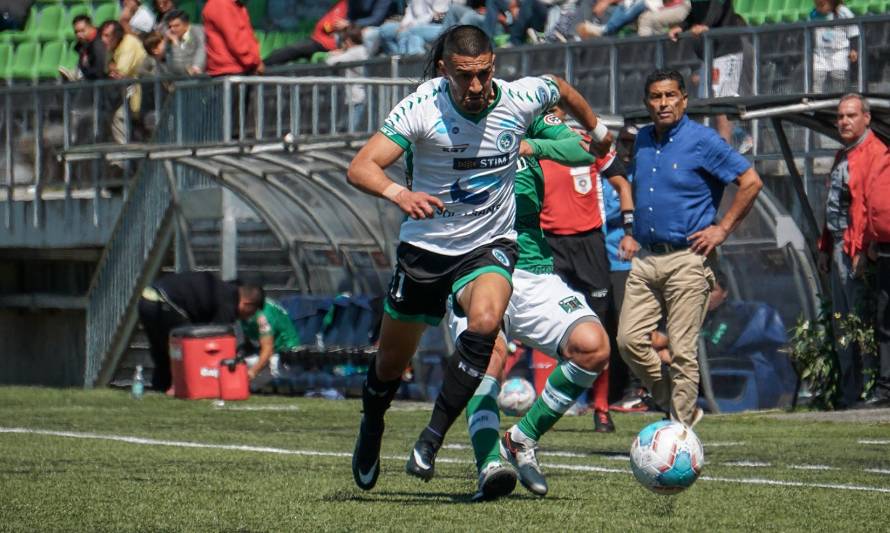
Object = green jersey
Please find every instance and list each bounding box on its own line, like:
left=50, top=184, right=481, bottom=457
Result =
left=241, top=299, right=301, bottom=353
left=514, top=113, right=597, bottom=273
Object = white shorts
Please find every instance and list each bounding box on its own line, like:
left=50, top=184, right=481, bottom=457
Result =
left=448, top=269, right=599, bottom=357
left=711, top=52, right=743, bottom=98
left=243, top=353, right=282, bottom=391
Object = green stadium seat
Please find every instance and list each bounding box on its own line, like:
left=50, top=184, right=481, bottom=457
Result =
left=178, top=0, right=200, bottom=23
left=34, top=4, right=66, bottom=42
left=61, top=47, right=78, bottom=71
left=9, top=41, right=41, bottom=81
left=746, top=0, right=771, bottom=24
left=0, top=43, right=13, bottom=80
left=36, top=40, right=65, bottom=78
left=7, top=6, right=40, bottom=43
left=734, top=0, right=754, bottom=19
left=93, top=2, right=120, bottom=25
left=493, top=34, right=510, bottom=48
left=247, top=0, right=267, bottom=27
left=310, top=51, right=328, bottom=64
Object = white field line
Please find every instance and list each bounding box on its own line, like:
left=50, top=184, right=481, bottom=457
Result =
left=789, top=464, right=837, bottom=471
left=212, top=404, right=300, bottom=412
left=859, top=439, right=890, bottom=445
left=865, top=469, right=890, bottom=475
left=706, top=441, right=746, bottom=447
left=3, top=427, right=890, bottom=494
left=721, top=461, right=771, bottom=467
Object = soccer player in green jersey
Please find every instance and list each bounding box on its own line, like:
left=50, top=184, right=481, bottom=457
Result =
left=240, top=298, right=301, bottom=390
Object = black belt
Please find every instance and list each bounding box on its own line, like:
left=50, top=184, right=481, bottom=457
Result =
left=644, top=242, right=689, bottom=254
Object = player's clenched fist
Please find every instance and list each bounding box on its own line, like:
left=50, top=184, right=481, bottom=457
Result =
left=394, top=189, right=444, bottom=219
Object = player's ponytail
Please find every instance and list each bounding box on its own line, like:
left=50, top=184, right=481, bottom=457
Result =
left=423, top=25, right=494, bottom=80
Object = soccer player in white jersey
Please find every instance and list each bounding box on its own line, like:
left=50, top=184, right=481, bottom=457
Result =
left=346, top=24, right=613, bottom=492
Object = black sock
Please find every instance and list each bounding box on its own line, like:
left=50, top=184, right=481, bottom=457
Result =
left=421, top=330, right=495, bottom=449
left=361, top=358, right=402, bottom=434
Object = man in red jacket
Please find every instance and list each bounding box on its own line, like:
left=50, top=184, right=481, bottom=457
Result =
left=859, top=98, right=890, bottom=407
left=817, top=93, right=881, bottom=408
left=202, top=0, right=264, bottom=76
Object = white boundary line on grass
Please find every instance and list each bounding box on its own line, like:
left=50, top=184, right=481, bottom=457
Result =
left=3, top=427, right=890, bottom=494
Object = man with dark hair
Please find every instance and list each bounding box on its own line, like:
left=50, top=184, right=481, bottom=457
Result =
left=137, top=272, right=265, bottom=392
left=346, top=24, right=613, bottom=493
left=71, top=15, right=108, bottom=80
left=165, top=9, right=205, bottom=75
left=617, top=69, right=762, bottom=427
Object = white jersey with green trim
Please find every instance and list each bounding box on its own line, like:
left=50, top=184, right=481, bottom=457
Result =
left=380, top=75, right=560, bottom=256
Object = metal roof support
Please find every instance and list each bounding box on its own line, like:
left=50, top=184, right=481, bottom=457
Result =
left=255, top=152, right=388, bottom=254
left=173, top=157, right=310, bottom=293
left=162, top=160, right=196, bottom=272
left=770, top=117, right=825, bottom=295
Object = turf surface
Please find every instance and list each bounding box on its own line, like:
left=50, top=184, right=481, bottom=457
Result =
left=1, top=387, right=888, bottom=532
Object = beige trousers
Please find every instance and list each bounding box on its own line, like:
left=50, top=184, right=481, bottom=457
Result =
left=617, top=248, right=715, bottom=425
left=637, top=1, right=691, bottom=37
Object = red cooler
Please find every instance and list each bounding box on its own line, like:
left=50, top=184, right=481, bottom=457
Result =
left=219, top=359, right=250, bottom=401
left=169, top=325, right=236, bottom=400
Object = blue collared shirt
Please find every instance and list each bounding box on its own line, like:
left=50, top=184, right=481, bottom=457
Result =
left=631, top=115, right=751, bottom=246
left=603, top=172, right=633, bottom=272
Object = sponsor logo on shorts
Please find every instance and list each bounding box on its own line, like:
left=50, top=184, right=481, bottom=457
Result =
left=452, top=154, right=510, bottom=170
left=559, top=296, right=584, bottom=313
left=590, top=289, right=609, bottom=298
left=496, top=131, right=518, bottom=153
left=543, top=113, right=562, bottom=126
left=492, top=248, right=511, bottom=267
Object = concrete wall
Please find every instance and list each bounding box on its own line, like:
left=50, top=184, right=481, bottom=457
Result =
left=0, top=309, right=86, bottom=387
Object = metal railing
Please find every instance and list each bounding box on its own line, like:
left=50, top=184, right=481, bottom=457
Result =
left=1, top=14, right=888, bottom=214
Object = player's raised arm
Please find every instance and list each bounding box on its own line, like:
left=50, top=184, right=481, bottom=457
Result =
left=545, top=75, right=614, bottom=157
left=347, top=133, right=444, bottom=219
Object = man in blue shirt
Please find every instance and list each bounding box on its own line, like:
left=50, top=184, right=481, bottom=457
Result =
left=616, top=69, right=762, bottom=427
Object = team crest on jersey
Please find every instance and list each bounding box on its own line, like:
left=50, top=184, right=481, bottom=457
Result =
left=559, top=296, right=583, bottom=313
left=543, top=114, right=562, bottom=126
left=570, top=167, right=592, bottom=194
left=492, top=248, right=511, bottom=267
left=496, top=131, right=518, bottom=153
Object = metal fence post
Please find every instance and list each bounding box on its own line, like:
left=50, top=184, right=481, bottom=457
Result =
left=222, top=78, right=232, bottom=140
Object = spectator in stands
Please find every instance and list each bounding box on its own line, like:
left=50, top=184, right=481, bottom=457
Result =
left=347, top=0, right=399, bottom=55
left=101, top=20, right=147, bottom=145
left=164, top=10, right=205, bottom=76
left=138, top=271, right=265, bottom=392
left=153, top=0, right=176, bottom=32
left=508, top=0, right=552, bottom=46
left=325, top=25, right=369, bottom=131
left=240, top=298, right=302, bottom=391
left=441, top=0, right=512, bottom=39
left=818, top=93, right=882, bottom=408
left=617, top=69, right=762, bottom=427
left=577, top=0, right=648, bottom=38
left=139, top=31, right=169, bottom=76
left=810, top=0, right=859, bottom=94
left=71, top=15, right=108, bottom=81
left=668, top=0, right=748, bottom=146
left=138, top=32, right=171, bottom=133
left=862, top=109, right=890, bottom=407
left=265, top=1, right=348, bottom=66
left=376, top=0, right=450, bottom=56
left=202, top=0, right=264, bottom=76
left=636, top=1, right=692, bottom=36
left=0, top=0, right=34, bottom=31
left=121, top=0, right=156, bottom=36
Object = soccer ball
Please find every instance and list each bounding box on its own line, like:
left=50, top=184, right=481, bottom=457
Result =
left=630, top=420, right=704, bottom=495
left=497, top=377, right=536, bottom=417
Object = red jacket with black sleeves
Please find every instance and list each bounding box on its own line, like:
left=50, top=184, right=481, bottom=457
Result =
left=202, top=0, right=262, bottom=76
left=818, top=130, right=888, bottom=258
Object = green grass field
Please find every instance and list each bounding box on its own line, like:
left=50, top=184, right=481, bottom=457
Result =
left=1, top=387, right=888, bottom=532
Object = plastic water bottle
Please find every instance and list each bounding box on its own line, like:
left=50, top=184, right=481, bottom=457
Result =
left=131, top=365, right=145, bottom=400
left=315, top=332, right=325, bottom=352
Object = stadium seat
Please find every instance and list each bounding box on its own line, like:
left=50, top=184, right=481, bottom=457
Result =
left=310, top=51, right=328, bottom=64
left=93, top=2, right=120, bottom=25
left=6, top=6, right=40, bottom=43
left=34, top=4, right=65, bottom=41
left=9, top=41, right=41, bottom=81
left=177, top=0, right=199, bottom=23
left=247, top=0, right=267, bottom=27
left=745, top=0, right=771, bottom=24
left=36, top=40, right=65, bottom=78
left=0, top=43, right=13, bottom=80
left=61, top=46, right=78, bottom=72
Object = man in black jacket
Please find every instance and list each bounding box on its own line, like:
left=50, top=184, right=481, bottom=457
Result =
left=137, top=271, right=265, bottom=391
left=72, top=15, right=108, bottom=80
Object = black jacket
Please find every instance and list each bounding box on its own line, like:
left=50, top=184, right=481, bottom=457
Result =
left=152, top=271, right=240, bottom=325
